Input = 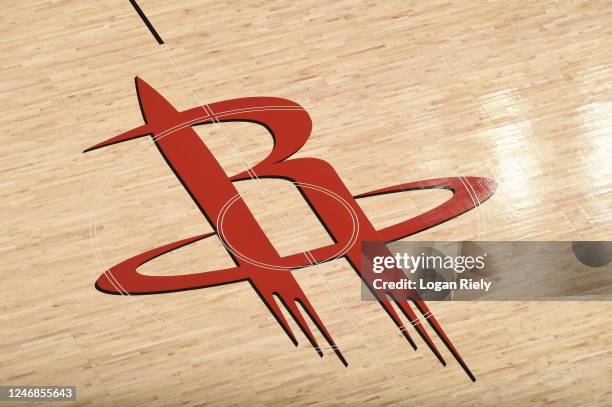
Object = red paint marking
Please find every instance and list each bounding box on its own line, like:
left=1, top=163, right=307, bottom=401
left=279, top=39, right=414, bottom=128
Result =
left=86, top=77, right=496, bottom=381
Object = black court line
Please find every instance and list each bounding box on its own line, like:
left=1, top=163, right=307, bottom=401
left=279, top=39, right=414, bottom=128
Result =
left=129, top=0, right=164, bottom=45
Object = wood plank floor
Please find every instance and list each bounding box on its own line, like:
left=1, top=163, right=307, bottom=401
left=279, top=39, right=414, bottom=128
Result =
left=1, top=1, right=610, bottom=406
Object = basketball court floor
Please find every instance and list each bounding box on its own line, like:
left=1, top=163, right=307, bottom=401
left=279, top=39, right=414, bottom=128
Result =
left=1, top=1, right=611, bottom=405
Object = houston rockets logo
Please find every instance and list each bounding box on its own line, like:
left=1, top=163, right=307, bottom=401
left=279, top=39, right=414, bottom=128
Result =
left=85, top=77, right=495, bottom=381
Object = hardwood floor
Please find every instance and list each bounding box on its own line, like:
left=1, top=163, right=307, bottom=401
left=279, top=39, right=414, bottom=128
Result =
left=0, top=1, right=610, bottom=405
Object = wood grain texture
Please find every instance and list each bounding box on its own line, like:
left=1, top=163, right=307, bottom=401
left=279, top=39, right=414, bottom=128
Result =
left=0, top=1, right=610, bottom=406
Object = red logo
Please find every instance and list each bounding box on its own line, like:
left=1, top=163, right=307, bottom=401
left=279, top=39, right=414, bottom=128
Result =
left=85, top=77, right=495, bottom=381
